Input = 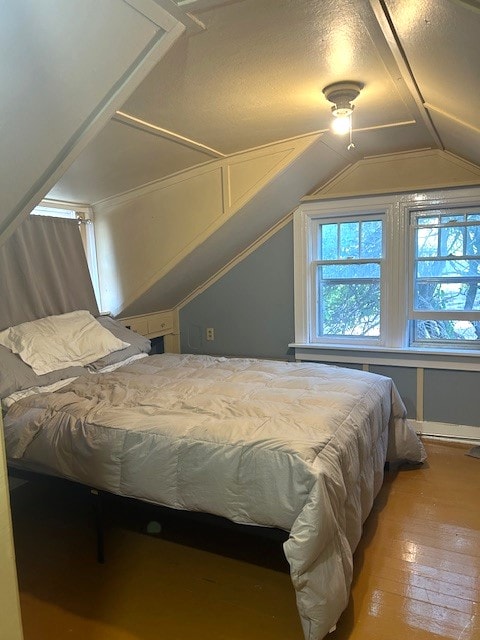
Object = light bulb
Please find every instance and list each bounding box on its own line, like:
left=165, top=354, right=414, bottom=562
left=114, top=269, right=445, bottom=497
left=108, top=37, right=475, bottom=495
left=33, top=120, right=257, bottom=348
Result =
left=331, top=114, right=351, bottom=135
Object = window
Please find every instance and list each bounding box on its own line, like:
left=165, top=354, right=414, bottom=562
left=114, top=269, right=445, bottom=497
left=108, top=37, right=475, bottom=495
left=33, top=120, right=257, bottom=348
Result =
left=30, top=200, right=101, bottom=308
left=411, top=208, right=480, bottom=347
left=30, top=204, right=78, bottom=219
left=313, top=215, right=384, bottom=342
left=294, top=188, right=480, bottom=354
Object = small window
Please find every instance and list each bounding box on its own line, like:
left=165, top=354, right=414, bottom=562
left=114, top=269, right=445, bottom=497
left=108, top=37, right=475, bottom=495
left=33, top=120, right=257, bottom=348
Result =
left=30, top=204, right=78, bottom=219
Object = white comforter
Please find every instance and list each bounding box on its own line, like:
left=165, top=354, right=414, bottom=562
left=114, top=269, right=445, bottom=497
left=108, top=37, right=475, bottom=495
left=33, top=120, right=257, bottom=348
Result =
left=3, top=354, right=425, bottom=639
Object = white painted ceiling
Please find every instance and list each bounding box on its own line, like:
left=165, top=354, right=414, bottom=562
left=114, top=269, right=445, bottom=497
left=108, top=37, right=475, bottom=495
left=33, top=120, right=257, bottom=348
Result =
left=48, top=0, right=480, bottom=205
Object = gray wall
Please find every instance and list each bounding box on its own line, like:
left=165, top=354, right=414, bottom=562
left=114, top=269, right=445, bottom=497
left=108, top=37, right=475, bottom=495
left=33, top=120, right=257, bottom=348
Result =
left=180, top=222, right=295, bottom=360
left=370, top=365, right=417, bottom=420
left=423, top=369, right=480, bottom=425
left=180, top=222, right=480, bottom=429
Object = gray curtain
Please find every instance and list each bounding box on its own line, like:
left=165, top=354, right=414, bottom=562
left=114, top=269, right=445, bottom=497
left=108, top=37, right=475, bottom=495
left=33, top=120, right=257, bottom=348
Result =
left=0, top=215, right=98, bottom=330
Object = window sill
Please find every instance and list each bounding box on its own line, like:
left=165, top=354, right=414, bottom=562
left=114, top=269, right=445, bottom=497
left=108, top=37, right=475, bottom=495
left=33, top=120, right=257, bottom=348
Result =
left=289, top=343, right=480, bottom=371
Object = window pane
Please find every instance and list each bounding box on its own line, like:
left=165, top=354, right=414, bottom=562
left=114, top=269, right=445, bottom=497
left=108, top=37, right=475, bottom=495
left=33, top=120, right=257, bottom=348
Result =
left=439, top=215, right=464, bottom=224
left=320, top=263, right=380, bottom=279
left=319, top=282, right=380, bottom=336
left=416, top=259, right=480, bottom=278
left=31, top=205, right=77, bottom=219
left=360, top=220, right=382, bottom=258
left=417, top=216, right=438, bottom=226
left=466, top=224, right=480, bottom=255
left=319, top=223, right=338, bottom=260
left=414, top=320, right=480, bottom=342
left=416, top=227, right=439, bottom=257
left=339, top=222, right=359, bottom=259
left=415, top=281, right=480, bottom=311
left=439, top=225, right=464, bottom=256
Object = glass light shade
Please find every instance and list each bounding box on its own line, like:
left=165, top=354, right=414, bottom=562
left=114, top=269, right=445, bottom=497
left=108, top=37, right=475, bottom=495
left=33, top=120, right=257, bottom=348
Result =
left=331, top=114, right=351, bottom=135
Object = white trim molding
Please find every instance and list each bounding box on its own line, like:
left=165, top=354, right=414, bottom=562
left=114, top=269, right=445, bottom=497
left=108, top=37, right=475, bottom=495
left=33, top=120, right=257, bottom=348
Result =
left=291, top=344, right=480, bottom=371
left=411, top=420, right=480, bottom=443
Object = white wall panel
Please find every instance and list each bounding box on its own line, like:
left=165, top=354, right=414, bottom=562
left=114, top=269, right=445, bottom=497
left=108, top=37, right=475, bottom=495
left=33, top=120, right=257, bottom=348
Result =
left=96, top=166, right=224, bottom=313
left=94, top=134, right=344, bottom=315
left=227, top=149, right=292, bottom=207
left=314, top=149, right=480, bottom=198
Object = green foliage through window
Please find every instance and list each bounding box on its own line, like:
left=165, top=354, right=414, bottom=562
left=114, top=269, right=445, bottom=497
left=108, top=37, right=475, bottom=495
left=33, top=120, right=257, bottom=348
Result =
left=315, top=217, right=383, bottom=339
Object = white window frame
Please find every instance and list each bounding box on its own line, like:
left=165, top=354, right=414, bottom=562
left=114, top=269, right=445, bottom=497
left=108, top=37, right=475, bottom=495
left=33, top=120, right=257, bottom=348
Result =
left=31, top=199, right=101, bottom=309
left=294, top=195, right=405, bottom=348
left=309, top=211, right=387, bottom=346
left=293, top=187, right=480, bottom=362
left=405, top=196, right=480, bottom=351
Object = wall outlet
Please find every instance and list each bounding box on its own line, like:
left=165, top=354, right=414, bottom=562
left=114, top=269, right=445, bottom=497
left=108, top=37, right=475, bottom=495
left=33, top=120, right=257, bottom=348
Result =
left=206, top=327, right=214, bottom=341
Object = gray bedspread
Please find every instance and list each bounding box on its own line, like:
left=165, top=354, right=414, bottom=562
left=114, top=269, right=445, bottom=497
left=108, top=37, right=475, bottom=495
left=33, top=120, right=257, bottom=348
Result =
left=3, top=353, right=426, bottom=639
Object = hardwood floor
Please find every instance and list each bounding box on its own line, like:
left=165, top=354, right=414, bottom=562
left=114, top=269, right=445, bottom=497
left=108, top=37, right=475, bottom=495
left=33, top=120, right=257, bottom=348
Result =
left=9, top=439, right=480, bottom=640
left=331, top=439, right=480, bottom=640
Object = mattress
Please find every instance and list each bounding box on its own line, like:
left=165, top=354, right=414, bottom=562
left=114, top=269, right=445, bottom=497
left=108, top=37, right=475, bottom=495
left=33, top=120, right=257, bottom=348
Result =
left=3, top=353, right=426, bottom=639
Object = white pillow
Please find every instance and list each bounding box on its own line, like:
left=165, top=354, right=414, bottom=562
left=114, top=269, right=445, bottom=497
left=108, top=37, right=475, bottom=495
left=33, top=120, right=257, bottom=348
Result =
left=0, top=310, right=129, bottom=375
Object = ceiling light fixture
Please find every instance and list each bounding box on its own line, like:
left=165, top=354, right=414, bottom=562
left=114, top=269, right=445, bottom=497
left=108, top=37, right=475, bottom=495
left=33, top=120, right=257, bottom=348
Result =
left=322, top=81, right=364, bottom=149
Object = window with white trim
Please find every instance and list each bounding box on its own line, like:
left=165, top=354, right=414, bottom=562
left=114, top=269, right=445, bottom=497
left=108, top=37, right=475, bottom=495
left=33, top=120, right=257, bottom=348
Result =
left=294, top=187, right=480, bottom=353
left=410, top=207, right=480, bottom=347
left=313, top=214, right=384, bottom=342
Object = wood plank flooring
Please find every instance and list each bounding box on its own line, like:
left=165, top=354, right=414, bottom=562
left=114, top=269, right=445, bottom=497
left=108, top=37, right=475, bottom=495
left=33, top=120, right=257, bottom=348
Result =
left=8, top=439, right=480, bottom=640
left=330, top=440, right=479, bottom=640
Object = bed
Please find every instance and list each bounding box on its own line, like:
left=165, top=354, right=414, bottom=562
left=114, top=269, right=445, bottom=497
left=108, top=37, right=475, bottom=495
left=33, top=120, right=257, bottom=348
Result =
left=0, top=310, right=426, bottom=640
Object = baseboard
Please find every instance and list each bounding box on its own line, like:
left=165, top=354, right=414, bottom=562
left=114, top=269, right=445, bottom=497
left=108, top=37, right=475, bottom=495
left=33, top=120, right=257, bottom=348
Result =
left=410, top=420, right=480, bottom=443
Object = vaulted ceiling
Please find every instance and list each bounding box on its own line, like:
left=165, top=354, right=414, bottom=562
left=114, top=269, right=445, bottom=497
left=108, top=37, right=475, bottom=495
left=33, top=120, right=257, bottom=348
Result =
left=47, top=0, right=480, bottom=205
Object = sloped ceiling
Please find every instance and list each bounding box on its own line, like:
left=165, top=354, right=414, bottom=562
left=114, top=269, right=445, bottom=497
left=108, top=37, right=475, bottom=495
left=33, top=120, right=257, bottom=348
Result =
left=385, top=0, right=480, bottom=165
left=47, top=0, right=480, bottom=206
left=0, top=0, right=187, bottom=245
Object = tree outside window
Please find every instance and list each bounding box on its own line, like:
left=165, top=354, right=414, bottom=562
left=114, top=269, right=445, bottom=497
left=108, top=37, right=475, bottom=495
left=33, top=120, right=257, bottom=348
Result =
left=412, top=210, right=480, bottom=346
